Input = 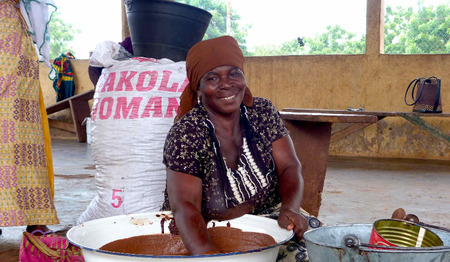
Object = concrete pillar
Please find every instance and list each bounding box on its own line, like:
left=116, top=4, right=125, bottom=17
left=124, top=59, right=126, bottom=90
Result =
left=366, top=0, right=385, bottom=55
left=122, top=1, right=130, bottom=39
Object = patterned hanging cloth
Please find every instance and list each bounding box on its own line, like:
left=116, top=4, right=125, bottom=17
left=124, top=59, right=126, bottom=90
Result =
left=49, top=51, right=76, bottom=102
left=0, top=0, right=59, bottom=227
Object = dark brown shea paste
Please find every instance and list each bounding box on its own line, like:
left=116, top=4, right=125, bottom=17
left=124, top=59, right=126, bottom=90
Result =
left=99, top=226, right=277, bottom=256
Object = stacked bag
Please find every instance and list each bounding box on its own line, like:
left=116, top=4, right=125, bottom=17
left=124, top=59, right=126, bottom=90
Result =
left=77, top=41, right=187, bottom=224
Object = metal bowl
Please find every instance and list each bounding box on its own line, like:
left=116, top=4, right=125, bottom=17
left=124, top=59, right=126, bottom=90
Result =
left=67, top=211, right=293, bottom=262
left=304, top=223, right=450, bottom=262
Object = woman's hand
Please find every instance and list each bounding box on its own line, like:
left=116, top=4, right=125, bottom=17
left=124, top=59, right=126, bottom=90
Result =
left=272, top=135, right=307, bottom=239
left=167, top=169, right=218, bottom=255
left=277, top=206, right=309, bottom=239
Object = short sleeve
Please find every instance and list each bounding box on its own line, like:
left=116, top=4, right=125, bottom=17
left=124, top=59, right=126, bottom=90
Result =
left=267, top=100, right=289, bottom=142
left=249, top=98, right=289, bottom=143
left=163, top=122, right=204, bottom=177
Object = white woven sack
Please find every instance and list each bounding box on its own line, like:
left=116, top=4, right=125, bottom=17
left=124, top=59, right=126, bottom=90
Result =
left=77, top=42, right=186, bottom=224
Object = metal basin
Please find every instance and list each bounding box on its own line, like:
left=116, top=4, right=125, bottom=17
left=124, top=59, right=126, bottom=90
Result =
left=67, top=211, right=293, bottom=262
left=304, top=223, right=450, bottom=262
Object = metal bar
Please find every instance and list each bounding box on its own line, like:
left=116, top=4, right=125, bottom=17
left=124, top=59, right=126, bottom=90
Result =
left=330, top=123, right=376, bottom=143
left=400, top=113, right=450, bottom=144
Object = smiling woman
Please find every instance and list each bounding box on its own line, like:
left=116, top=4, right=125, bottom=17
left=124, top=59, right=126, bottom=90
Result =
left=176, top=35, right=252, bottom=120
left=160, top=35, right=324, bottom=261
left=198, top=66, right=246, bottom=119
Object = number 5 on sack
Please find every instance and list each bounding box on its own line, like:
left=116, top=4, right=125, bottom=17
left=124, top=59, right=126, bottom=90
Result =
left=111, top=189, right=123, bottom=208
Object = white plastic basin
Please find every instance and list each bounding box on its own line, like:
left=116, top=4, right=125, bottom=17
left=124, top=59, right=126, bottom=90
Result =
left=67, top=211, right=293, bottom=262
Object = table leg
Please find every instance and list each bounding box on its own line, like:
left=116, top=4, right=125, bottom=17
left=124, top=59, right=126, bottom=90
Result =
left=69, top=99, right=91, bottom=143
left=283, top=120, right=332, bottom=217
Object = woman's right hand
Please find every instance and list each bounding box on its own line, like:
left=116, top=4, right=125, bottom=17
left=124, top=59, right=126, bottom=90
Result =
left=166, top=168, right=218, bottom=255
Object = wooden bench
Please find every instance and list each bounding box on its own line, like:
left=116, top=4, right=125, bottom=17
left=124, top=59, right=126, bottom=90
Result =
left=46, top=89, right=95, bottom=142
left=280, top=108, right=450, bottom=216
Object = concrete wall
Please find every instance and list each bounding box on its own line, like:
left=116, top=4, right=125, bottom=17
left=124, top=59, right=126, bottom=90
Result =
left=243, top=54, right=449, bottom=160
left=40, top=0, right=449, bottom=160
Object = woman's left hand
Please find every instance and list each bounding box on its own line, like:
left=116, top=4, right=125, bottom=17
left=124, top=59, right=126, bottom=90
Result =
left=277, top=207, right=308, bottom=239
left=272, top=135, right=308, bottom=239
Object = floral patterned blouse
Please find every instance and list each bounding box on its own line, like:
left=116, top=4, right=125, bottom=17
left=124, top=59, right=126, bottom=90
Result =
left=162, top=97, right=289, bottom=220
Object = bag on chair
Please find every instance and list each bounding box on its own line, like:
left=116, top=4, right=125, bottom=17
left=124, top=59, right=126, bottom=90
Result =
left=404, top=76, right=442, bottom=113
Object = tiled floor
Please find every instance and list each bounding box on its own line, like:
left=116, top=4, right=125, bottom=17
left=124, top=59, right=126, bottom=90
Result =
left=1, top=138, right=449, bottom=261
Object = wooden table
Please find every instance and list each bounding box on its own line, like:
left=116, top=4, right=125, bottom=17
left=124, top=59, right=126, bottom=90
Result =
left=46, top=90, right=95, bottom=142
left=280, top=108, right=450, bottom=216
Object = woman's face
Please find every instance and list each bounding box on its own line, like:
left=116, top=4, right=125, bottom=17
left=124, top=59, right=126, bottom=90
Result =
left=198, top=65, right=246, bottom=116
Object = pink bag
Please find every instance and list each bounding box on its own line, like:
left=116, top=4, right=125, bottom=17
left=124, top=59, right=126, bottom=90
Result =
left=19, top=232, right=85, bottom=262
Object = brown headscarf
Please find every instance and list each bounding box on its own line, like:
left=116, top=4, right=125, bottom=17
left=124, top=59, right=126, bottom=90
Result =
left=175, top=36, right=253, bottom=121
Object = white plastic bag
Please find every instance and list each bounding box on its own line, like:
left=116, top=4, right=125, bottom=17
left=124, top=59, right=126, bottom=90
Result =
left=77, top=42, right=187, bottom=224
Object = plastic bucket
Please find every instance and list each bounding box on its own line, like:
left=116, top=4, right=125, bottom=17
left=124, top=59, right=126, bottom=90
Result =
left=125, top=0, right=212, bottom=61
left=369, top=219, right=444, bottom=247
